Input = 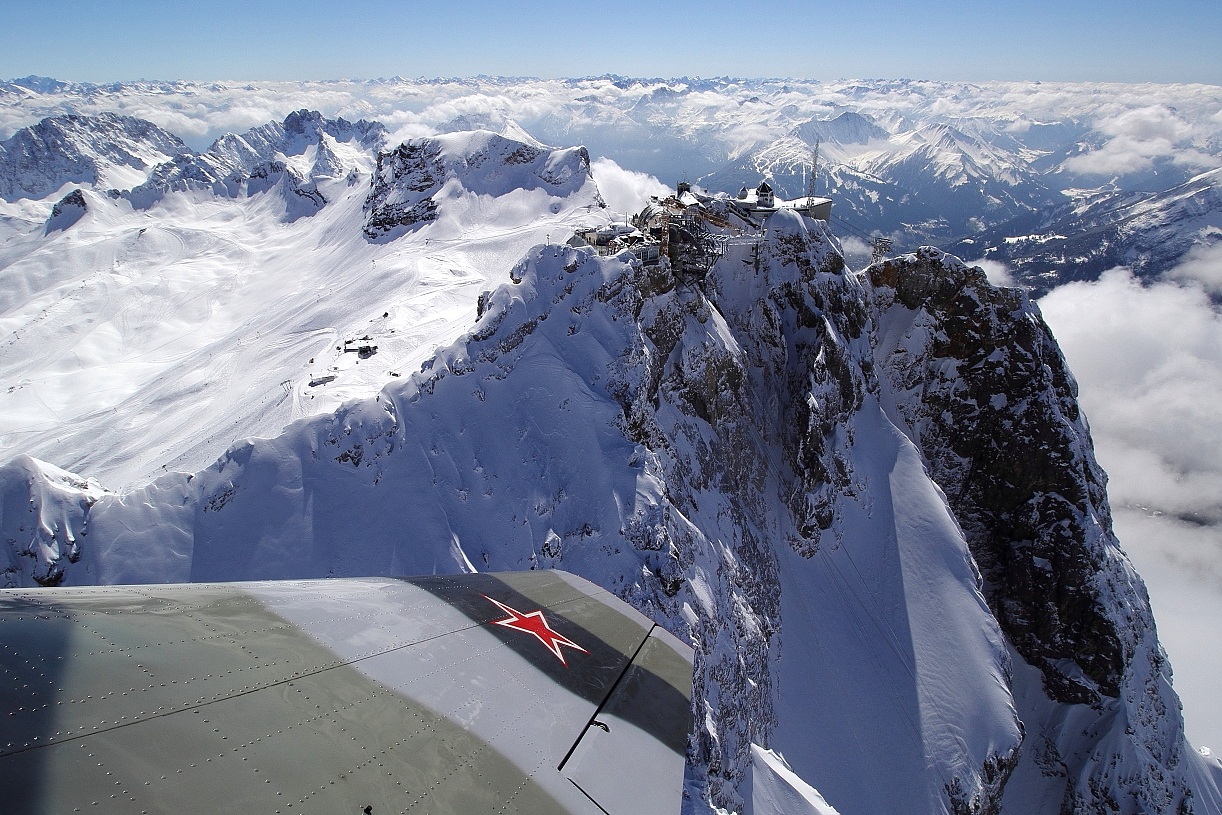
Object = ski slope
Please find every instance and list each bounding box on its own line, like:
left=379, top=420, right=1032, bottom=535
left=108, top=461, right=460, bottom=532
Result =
left=0, top=121, right=607, bottom=487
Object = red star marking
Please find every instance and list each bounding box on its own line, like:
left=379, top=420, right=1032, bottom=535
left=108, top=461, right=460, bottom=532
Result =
left=481, top=594, right=589, bottom=666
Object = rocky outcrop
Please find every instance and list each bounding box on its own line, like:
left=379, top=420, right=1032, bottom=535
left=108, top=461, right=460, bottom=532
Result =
left=44, top=188, right=88, bottom=231
left=363, top=130, right=603, bottom=241
left=0, top=455, right=107, bottom=586
left=869, top=248, right=1120, bottom=704
left=0, top=112, right=191, bottom=201
left=868, top=247, right=1200, bottom=814
left=363, top=140, right=445, bottom=238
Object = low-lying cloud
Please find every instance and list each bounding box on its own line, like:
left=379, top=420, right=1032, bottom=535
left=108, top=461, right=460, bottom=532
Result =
left=974, top=257, right=1015, bottom=287
left=838, top=235, right=874, bottom=271
left=4, top=78, right=1221, bottom=178
left=1038, top=255, right=1222, bottom=751
left=1101, top=105, right=1196, bottom=143
left=1040, top=267, right=1222, bottom=524
left=1166, top=241, right=1222, bottom=295
left=589, top=157, right=670, bottom=217
left=1060, top=104, right=1220, bottom=177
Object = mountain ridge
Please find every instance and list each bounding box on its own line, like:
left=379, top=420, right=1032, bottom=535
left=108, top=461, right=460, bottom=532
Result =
left=1, top=217, right=1216, bottom=813
left=0, top=119, right=605, bottom=488
left=0, top=111, right=191, bottom=201
left=0, top=93, right=1220, bottom=814
left=3, top=80, right=1218, bottom=288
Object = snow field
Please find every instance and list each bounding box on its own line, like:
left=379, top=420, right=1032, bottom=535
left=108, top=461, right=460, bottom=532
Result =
left=0, top=126, right=606, bottom=488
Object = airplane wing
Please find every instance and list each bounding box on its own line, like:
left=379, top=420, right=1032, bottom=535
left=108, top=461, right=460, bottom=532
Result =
left=0, top=570, right=693, bottom=815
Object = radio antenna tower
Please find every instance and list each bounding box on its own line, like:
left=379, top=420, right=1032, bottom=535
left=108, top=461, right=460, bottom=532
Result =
left=807, top=137, right=821, bottom=203
left=871, top=236, right=893, bottom=263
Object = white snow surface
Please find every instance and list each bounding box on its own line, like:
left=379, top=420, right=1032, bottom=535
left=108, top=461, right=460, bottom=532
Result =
left=0, top=121, right=605, bottom=488
left=1, top=200, right=1211, bottom=813
left=771, top=404, right=1017, bottom=815
left=749, top=745, right=841, bottom=815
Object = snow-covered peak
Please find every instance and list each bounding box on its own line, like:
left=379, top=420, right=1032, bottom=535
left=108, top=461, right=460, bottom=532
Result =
left=43, top=187, right=89, bottom=232
left=749, top=746, right=842, bottom=815
left=863, top=122, right=1031, bottom=188
left=789, top=111, right=891, bottom=147
left=0, top=112, right=192, bottom=201
left=363, top=130, right=604, bottom=241
left=206, top=108, right=385, bottom=177
left=133, top=109, right=386, bottom=201
left=0, top=215, right=1214, bottom=813
left=0, top=75, right=77, bottom=96
left=499, top=119, right=547, bottom=148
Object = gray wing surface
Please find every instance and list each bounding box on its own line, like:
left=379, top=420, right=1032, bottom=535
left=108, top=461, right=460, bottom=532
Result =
left=0, top=570, right=693, bottom=815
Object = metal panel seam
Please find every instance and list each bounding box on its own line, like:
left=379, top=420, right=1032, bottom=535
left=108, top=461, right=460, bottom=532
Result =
left=555, top=623, right=656, bottom=772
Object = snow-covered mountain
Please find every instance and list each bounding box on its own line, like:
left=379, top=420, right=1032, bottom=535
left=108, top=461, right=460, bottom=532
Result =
left=0, top=113, right=606, bottom=488
left=2, top=84, right=1222, bottom=814
left=0, top=111, right=190, bottom=201
left=3, top=76, right=1219, bottom=280
left=129, top=108, right=386, bottom=211
left=703, top=114, right=1058, bottom=247
left=790, top=111, right=893, bottom=147
left=363, top=131, right=599, bottom=241
left=3, top=169, right=1220, bottom=812
left=953, top=167, right=1222, bottom=292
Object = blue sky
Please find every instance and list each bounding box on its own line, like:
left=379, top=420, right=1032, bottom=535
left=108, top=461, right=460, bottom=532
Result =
left=1, top=0, right=1219, bottom=84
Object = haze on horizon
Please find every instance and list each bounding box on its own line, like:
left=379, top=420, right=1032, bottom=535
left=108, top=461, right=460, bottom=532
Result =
left=1, top=0, right=1219, bottom=85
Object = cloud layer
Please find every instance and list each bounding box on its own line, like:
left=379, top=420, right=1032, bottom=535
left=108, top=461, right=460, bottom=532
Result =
left=589, top=158, right=670, bottom=217
left=3, top=78, right=1220, bottom=180
left=1063, top=105, right=1221, bottom=177
left=1039, top=257, right=1222, bottom=751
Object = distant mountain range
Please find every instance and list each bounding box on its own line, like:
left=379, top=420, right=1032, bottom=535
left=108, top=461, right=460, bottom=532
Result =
left=7, top=75, right=1215, bottom=291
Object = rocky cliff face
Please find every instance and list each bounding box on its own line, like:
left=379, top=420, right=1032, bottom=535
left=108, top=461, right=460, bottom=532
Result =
left=0, top=210, right=1213, bottom=814
left=870, top=248, right=1124, bottom=706
left=363, top=130, right=602, bottom=241
left=867, top=247, right=1210, bottom=814
left=0, top=112, right=191, bottom=200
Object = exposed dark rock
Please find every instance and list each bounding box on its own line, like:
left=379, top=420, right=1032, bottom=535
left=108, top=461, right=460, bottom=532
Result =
left=0, top=112, right=191, bottom=201
left=870, top=247, right=1124, bottom=704
left=45, top=188, right=88, bottom=232
left=363, top=141, right=445, bottom=240
left=363, top=132, right=600, bottom=243
left=868, top=247, right=1195, bottom=814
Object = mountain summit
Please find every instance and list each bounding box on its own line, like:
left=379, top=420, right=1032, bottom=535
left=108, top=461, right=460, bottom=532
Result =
left=2, top=190, right=1217, bottom=812
left=0, top=112, right=190, bottom=200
